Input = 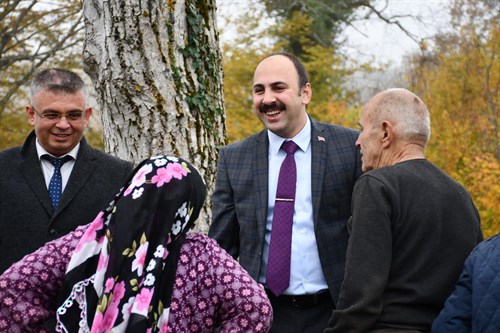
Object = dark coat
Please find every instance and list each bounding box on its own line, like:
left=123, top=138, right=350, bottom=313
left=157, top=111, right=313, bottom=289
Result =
left=208, top=117, right=362, bottom=303
left=433, top=233, right=500, bottom=333
left=0, top=131, right=133, bottom=272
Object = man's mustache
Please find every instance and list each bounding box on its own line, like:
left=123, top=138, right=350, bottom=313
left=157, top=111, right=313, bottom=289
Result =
left=259, top=102, right=286, bottom=113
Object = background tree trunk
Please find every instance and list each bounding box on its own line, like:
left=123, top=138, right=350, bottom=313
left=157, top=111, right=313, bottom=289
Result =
left=83, top=0, right=226, bottom=232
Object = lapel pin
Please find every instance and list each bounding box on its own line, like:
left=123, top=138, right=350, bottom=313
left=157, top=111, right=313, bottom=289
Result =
left=318, top=136, right=325, bottom=142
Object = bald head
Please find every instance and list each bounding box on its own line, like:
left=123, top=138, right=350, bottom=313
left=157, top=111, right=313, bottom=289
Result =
left=365, top=88, right=431, bottom=145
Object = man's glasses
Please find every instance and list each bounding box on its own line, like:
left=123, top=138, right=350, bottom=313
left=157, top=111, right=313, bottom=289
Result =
left=31, top=106, right=86, bottom=122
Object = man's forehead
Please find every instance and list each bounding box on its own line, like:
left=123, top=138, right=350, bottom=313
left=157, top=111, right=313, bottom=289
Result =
left=32, top=89, right=86, bottom=107
left=253, top=57, right=297, bottom=84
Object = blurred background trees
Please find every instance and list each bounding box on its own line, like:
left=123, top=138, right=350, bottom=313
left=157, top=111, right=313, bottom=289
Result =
left=0, top=0, right=103, bottom=148
left=0, top=0, right=88, bottom=148
left=407, top=0, right=499, bottom=236
left=1, top=0, right=498, bottom=236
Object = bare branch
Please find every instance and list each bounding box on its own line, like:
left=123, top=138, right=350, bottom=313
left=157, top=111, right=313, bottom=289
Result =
left=361, top=2, right=420, bottom=44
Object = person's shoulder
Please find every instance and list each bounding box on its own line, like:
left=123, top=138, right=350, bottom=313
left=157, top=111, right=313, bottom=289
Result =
left=184, top=232, right=230, bottom=257
left=472, top=233, right=500, bottom=256
left=0, top=145, right=22, bottom=158
left=228, top=130, right=265, bottom=147
left=220, top=130, right=266, bottom=151
left=355, top=170, right=388, bottom=190
left=312, top=117, right=359, bottom=136
left=185, top=232, right=218, bottom=247
left=83, top=142, right=131, bottom=166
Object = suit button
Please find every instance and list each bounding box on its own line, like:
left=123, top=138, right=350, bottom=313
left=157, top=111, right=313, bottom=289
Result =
left=49, top=229, right=58, bottom=235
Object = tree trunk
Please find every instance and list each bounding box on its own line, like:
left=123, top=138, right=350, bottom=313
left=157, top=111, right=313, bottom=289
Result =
left=83, top=0, right=226, bottom=232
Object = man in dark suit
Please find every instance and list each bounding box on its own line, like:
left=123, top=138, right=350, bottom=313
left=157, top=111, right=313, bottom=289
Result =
left=0, top=68, right=133, bottom=273
left=208, top=52, right=362, bottom=332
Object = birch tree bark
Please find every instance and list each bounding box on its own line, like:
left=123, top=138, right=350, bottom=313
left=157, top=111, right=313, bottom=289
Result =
left=83, top=0, right=226, bottom=232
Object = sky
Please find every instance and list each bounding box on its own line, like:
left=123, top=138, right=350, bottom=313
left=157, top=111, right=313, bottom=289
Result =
left=216, top=0, right=453, bottom=67
left=339, top=0, right=452, bottom=66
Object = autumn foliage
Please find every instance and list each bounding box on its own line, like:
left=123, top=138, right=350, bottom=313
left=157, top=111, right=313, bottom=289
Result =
left=407, top=2, right=499, bottom=238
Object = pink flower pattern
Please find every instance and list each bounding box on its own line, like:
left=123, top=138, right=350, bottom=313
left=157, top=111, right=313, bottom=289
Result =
left=151, top=162, right=189, bottom=187
left=77, top=212, right=105, bottom=252
left=151, top=167, right=173, bottom=187
left=0, top=232, right=272, bottom=332
left=124, top=163, right=153, bottom=196
left=167, top=162, right=189, bottom=180
left=111, top=281, right=126, bottom=306
left=132, top=287, right=155, bottom=315
left=105, top=278, right=115, bottom=293
left=132, top=242, right=149, bottom=277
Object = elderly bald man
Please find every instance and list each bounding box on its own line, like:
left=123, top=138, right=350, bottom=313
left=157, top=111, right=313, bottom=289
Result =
left=325, top=88, right=483, bottom=333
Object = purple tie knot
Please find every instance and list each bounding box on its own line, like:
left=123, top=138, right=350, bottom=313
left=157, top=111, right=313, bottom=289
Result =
left=281, top=140, right=298, bottom=155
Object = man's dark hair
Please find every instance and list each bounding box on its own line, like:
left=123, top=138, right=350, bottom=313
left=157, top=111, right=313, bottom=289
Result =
left=30, top=68, right=86, bottom=100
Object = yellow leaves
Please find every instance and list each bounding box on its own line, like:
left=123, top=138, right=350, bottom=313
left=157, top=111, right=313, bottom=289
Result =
left=420, top=39, right=428, bottom=52
left=454, top=154, right=500, bottom=239
left=223, top=47, right=266, bottom=142
left=410, top=18, right=499, bottom=237
left=0, top=112, right=31, bottom=150
left=96, top=294, right=109, bottom=313
left=123, top=240, right=138, bottom=257
left=181, top=161, right=192, bottom=174
left=130, top=278, right=139, bottom=292
left=123, top=233, right=147, bottom=257
left=188, top=205, right=194, bottom=220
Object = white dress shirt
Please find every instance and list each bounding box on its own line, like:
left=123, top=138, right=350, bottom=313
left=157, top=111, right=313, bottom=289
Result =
left=259, top=117, right=329, bottom=295
left=36, top=140, right=79, bottom=192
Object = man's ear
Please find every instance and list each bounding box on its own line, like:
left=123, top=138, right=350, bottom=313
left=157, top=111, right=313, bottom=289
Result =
left=26, top=105, right=35, bottom=127
left=301, top=83, right=312, bottom=105
left=381, top=121, right=394, bottom=146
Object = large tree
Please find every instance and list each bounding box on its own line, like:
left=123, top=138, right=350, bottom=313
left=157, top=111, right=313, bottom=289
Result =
left=83, top=0, right=226, bottom=232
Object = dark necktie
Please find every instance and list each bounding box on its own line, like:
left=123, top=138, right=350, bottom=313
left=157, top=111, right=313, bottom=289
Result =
left=266, top=140, right=299, bottom=296
left=44, top=155, right=72, bottom=209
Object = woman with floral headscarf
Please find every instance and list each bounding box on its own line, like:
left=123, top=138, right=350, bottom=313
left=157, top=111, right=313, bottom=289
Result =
left=0, top=156, right=273, bottom=332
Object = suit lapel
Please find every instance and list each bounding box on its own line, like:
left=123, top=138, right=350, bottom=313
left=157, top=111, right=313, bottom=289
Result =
left=19, top=132, right=53, bottom=214
left=254, top=130, right=269, bottom=239
left=310, top=119, right=327, bottom=225
left=20, top=154, right=53, bottom=215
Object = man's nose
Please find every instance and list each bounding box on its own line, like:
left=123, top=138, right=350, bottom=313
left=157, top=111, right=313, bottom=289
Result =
left=355, top=137, right=361, bottom=149
left=262, top=90, right=276, bottom=104
left=55, top=115, right=71, bottom=128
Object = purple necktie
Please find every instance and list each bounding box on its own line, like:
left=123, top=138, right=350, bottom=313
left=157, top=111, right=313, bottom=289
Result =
left=266, top=140, right=299, bottom=296
left=44, top=155, right=72, bottom=209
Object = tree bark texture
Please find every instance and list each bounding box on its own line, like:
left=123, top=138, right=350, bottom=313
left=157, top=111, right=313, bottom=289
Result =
left=83, top=0, right=226, bottom=232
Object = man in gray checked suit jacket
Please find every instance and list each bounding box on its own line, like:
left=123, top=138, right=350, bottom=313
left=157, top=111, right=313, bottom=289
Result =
left=0, top=68, right=133, bottom=273
left=209, top=52, right=362, bottom=333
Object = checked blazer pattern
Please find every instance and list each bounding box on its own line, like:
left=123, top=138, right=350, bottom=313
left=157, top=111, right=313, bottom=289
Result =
left=209, top=117, right=362, bottom=303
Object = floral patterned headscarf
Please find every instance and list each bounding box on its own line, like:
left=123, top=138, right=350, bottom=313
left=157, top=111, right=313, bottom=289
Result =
left=56, top=155, right=206, bottom=332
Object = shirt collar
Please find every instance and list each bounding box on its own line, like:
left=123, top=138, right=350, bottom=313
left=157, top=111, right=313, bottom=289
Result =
left=267, top=116, right=311, bottom=156
left=36, top=139, right=80, bottom=161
